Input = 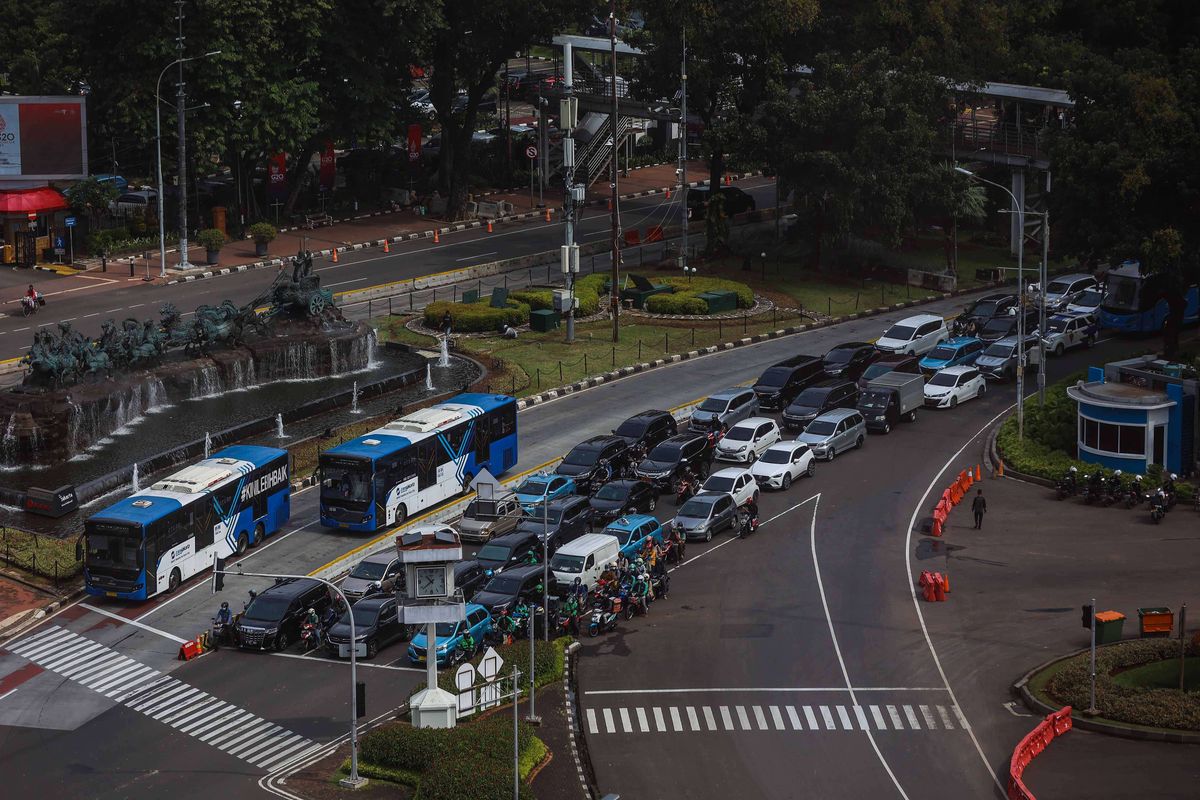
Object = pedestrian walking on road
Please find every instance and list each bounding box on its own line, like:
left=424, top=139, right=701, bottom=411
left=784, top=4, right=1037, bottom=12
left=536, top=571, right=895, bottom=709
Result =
left=972, top=488, right=987, bottom=529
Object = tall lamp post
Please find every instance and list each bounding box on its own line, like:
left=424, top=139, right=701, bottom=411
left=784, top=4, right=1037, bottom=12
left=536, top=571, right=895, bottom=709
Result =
left=955, top=166, right=1027, bottom=439
left=155, top=49, right=220, bottom=278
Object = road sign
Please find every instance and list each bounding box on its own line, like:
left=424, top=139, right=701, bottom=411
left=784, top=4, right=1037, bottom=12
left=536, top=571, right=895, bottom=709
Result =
left=55, top=237, right=64, bottom=249
left=65, top=216, right=76, bottom=228
left=525, top=145, right=538, bottom=160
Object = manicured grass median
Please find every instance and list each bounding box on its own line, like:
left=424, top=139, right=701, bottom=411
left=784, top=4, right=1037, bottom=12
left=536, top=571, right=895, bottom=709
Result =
left=0, top=527, right=81, bottom=582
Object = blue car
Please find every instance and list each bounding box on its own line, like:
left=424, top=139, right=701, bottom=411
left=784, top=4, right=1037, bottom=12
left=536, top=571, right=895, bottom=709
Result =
left=602, top=514, right=666, bottom=560
left=513, top=473, right=577, bottom=513
left=408, top=603, right=493, bottom=667
left=918, top=336, right=985, bottom=373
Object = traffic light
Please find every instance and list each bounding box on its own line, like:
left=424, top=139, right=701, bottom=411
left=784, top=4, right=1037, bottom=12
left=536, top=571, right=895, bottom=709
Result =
left=212, top=555, right=225, bottom=594
left=1081, top=604, right=1094, bottom=629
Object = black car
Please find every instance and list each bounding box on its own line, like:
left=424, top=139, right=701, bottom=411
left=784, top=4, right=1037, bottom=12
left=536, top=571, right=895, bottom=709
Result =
left=857, top=353, right=921, bottom=389
left=555, top=435, right=629, bottom=492
left=822, top=342, right=880, bottom=381
left=513, top=495, right=593, bottom=545
left=612, top=409, right=677, bottom=453
left=634, top=432, right=712, bottom=489
left=781, top=380, right=860, bottom=432
left=454, top=560, right=488, bottom=602
left=752, top=355, right=825, bottom=410
left=955, top=293, right=1017, bottom=333
left=589, top=479, right=658, bottom=523
left=473, top=564, right=548, bottom=613
left=236, top=578, right=333, bottom=651
left=977, top=309, right=1039, bottom=343
left=475, top=530, right=542, bottom=573
left=686, top=186, right=756, bottom=218
left=325, top=595, right=407, bottom=659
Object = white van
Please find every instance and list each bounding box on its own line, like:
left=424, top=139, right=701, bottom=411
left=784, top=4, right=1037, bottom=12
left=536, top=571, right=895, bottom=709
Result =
left=549, top=532, right=621, bottom=593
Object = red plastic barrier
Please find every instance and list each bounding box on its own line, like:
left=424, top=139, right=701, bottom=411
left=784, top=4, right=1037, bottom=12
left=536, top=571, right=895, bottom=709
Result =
left=624, top=229, right=642, bottom=246
left=1008, top=706, right=1073, bottom=800
left=644, top=225, right=664, bottom=243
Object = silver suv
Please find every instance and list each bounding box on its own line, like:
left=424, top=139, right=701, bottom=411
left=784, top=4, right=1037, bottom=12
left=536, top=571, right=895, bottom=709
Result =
left=689, top=387, right=759, bottom=432
left=796, top=409, right=866, bottom=461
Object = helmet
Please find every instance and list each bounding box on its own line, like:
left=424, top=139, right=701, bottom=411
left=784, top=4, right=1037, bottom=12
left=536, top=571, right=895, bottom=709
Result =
left=1170, top=473, right=1178, bottom=480
left=1135, top=475, right=1142, bottom=481
left=308, top=608, right=315, bottom=615
left=221, top=601, right=229, bottom=609
left=1069, top=466, right=1077, bottom=473
left=1113, top=470, right=1122, bottom=477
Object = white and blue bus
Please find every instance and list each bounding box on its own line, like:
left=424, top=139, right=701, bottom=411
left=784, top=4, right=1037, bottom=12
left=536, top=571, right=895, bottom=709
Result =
left=1100, top=259, right=1200, bottom=333
left=83, top=445, right=291, bottom=601
left=319, top=393, right=518, bottom=532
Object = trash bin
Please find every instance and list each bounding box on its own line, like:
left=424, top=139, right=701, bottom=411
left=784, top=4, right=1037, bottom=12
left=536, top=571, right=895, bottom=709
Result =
left=1094, top=610, right=1126, bottom=644
left=1138, top=607, right=1174, bottom=638
left=529, top=309, right=560, bottom=332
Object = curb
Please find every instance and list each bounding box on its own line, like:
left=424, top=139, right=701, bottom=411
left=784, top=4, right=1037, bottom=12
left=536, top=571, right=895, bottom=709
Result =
left=989, top=424, right=1056, bottom=488
left=1013, top=647, right=1200, bottom=744
left=561, top=641, right=594, bottom=799
left=0, top=588, right=83, bottom=645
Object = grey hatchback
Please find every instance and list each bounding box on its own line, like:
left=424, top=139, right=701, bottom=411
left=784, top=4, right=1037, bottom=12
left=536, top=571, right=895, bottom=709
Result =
left=671, top=491, right=738, bottom=542
left=689, top=387, right=759, bottom=432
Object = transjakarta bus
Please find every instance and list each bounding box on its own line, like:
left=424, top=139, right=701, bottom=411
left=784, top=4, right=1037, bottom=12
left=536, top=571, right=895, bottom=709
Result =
left=1100, top=259, right=1200, bottom=333
left=319, top=393, right=518, bottom=532
left=83, top=445, right=290, bottom=601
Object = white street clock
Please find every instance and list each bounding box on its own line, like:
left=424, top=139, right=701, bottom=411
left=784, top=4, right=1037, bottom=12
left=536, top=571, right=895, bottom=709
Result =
left=415, top=565, right=448, bottom=598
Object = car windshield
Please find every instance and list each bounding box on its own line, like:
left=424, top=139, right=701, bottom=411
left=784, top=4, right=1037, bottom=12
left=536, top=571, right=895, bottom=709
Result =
left=970, top=300, right=1000, bottom=317
left=476, top=543, right=513, bottom=562
left=759, top=449, right=790, bottom=465
left=244, top=595, right=292, bottom=621
left=982, top=318, right=1013, bottom=335
left=647, top=443, right=681, bottom=461
left=698, top=398, right=727, bottom=412
left=434, top=621, right=461, bottom=638
left=928, top=346, right=956, bottom=361
left=1046, top=281, right=1071, bottom=295
left=562, top=447, right=600, bottom=466
left=483, top=576, right=522, bottom=594
left=805, top=420, right=837, bottom=435
left=757, top=367, right=792, bottom=387
left=465, top=499, right=504, bottom=520
left=1047, top=319, right=1069, bottom=333
left=349, top=561, right=387, bottom=581
left=883, top=324, right=916, bottom=341
left=613, top=419, right=647, bottom=438
left=678, top=499, right=714, bottom=517
left=725, top=426, right=754, bottom=441
left=983, top=343, right=1014, bottom=358
left=516, top=478, right=549, bottom=496
left=1073, top=289, right=1102, bottom=306
left=793, top=389, right=827, bottom=407
left=320, top=459, right=372, bottom=503
left=861, top=363, right=894, bottom=381
left=929, top=373, right=957, bottom=387
left=704, top=476, right=735, bottom=493
left=859, top=391, right=888, bottom=408
left=824, top=349, right=855, bottom=364
left=594, top=483, right=630, bottom=501
left=550, top=554, right=585, bottom=573
left=347, top=605, right=380, bottom=627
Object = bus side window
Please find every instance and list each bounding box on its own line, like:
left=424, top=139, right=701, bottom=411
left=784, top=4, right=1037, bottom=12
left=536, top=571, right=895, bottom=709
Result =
left=416, top=440, right=439, bottom=491
left=444, top=421, right=468, bottom=455
left=194, top=509, right=214, bottom=550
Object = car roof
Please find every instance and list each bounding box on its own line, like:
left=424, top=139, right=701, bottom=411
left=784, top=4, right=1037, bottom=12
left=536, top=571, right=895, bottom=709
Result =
left=545, top=494, right=587, bottom=510
left=875, top=353, right=918, bottom=364
left=501, top=564, right=546, bottom=580
left=827, top=341, right=871, bottom=351
left=606, top=514, right=657, bottom=530
left=682, top=491, right=724, bottom=505
left=938, top=365, right=976, bottom=375
left=771, top=354, right=821, bottom=368
left=803, top=379, right=851, bottom=391
left=709, top=467, right=753, bottom=479
left=705, top=387, right=751, bottom=401
left=979, top=292, right=1015, bottom=302
left=1048, top=273, right=1093, bottom=284
left=259, top=577, right=321, bottom=599
left=571, top=434, right=624, bottom=450
left=555, top=532, right=620, bottom=556
left=765, top=441, right=806, bottom=452
left=596, top=479, right=639, bottom=491
left=453, top=560, right=480, bottom=575
left=729, top=416, right=774, bottom=430
left=358, top=552, right=399, bottom=566
left=942, top=336, right=981, bottom=347
left=487, top=530, right=539, bottom=546
left=896, top=313, right=944, bottom=325
left=813, top=408, right=860, bottom=423
left=353, top=595, right=394, bottom=610
left=626, top=409, right=670, bottom=422
left=659, top=432, right=705, bottom=447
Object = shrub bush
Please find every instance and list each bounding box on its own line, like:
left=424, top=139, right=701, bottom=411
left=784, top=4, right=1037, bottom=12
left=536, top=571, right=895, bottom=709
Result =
left=196, top=228, right=227, bottom=251
left=509, top=273, right=607, bottom=317
left=645, top=293, right=708, bottom=315
left=423, top=299, right=529, bottom=332
left=248, top=221, right=277, bottom=243
left=642, top=275, right=753, bottom=315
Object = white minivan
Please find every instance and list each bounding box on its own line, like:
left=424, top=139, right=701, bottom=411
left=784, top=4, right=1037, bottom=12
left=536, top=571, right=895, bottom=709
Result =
left=874, top=314, right=949, bottom=355
left=549, top=532, right=621, bottom=594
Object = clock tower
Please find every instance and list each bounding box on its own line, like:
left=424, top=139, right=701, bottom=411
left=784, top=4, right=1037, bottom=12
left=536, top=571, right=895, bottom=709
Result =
left=395, top=525, right=466, bottom=729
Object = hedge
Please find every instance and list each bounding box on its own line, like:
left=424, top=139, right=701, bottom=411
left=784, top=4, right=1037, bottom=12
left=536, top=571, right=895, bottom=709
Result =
left=509, top=273, right=607, bottom=317
left=423, top=299, right=529, bottom=332
left=1042, top=638, right=1200, bottom=730
left=644, top=275, right=753, bottom=315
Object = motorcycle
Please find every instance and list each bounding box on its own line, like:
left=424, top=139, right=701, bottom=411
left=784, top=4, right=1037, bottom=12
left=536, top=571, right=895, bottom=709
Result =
left=587, top=597, right=619, bottom=637
left=1124, top=477, right=1143, bottom=508
left=738, top=508, right=760, bottom=539
left=1081, top=474, right=1105, bottom=505
left=648, top=568, right=670, bottom=600
left=1149, top=491, right=1167, bottom=524
left=210, top=616, right=234, bottom=649
left=1054, top=471, right=1078, bottom=500
left=300, top=621, right=323, bottom=652
left=674, top=471, right=696, bottom=505
left=21, top=295, right=40, bottom=318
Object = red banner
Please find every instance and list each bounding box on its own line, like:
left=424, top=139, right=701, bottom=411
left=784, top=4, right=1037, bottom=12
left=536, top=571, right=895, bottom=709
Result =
left=267, top=152, right=288, bottom=200
left=407, top=124, right=422, bottom=163
left=319, top=140, right=336, bottom=191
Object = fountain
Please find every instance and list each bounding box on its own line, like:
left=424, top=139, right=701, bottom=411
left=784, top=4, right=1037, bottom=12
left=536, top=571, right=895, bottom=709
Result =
left=438, top=336, right=450, bottom=367
left=426, top=364, right=435, bottom=391
left=350, top=381, right=360, bottom=414
left=276, top=413, right=286, bottom=438
left=204, top=432, right=212, bottom=459
left=131, top=463, right=140, bottom=493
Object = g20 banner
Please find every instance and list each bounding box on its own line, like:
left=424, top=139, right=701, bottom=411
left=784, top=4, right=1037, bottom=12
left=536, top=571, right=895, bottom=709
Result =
left=0, top=97, right=88, bottom=180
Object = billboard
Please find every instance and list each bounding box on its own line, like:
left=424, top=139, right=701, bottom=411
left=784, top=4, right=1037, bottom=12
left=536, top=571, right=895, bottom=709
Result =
left=0, top=96, right=88, bottom=180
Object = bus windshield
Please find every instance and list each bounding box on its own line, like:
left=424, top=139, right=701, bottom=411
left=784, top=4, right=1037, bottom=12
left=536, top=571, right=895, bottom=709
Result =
left=321, top=458, right=372, bottom=503
left=1103, top=274, right=1141, bottom=312
left=85, top=523, right=141, bottom=569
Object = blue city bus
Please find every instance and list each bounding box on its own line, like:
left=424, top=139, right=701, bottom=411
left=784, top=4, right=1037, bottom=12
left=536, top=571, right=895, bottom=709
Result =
left=319, top=393, right=518, bottom=532
left=83, top=445, right=291, bottom=601
left=1100, top=259, right=1200, bottom=333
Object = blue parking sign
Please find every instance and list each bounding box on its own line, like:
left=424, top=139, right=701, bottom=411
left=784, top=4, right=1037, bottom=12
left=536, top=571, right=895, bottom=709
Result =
left=65, top=216, right=77, bottom=227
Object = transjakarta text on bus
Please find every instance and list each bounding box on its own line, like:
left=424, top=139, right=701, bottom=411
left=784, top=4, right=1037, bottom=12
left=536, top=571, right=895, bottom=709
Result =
left=319, top=393, right=518, bottom=532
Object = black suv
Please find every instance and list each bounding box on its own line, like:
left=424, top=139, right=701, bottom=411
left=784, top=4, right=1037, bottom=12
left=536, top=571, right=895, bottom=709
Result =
left=555, top=435, right=629, bottom=493
left=236, top=578, right=333, bottom=651
left=475, top=530, right=543, bottom=573
left=513, top=495, right=593, bottom=545
left=589, top=479, right=658, bottom=523
left=977, top=308, right=1039, bottom=343
left=822, top=342, right=880, bottom=381
left=781, top=380, right=860, bottom=432
left=752, top=354, right=825, bottom=410
left=611, top=410, right=677, bottom=453
left=454, top=560, right=488, bottom=602
left=634, top=432, right=712, bottom=489
left=954, top=293, right=1017, bottom=334
left=473, top=563, right=549, bottom=614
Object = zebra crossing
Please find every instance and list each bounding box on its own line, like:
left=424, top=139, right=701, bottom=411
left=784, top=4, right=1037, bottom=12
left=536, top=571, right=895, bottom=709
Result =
left=6, top=625, right=317, bottom=771
left=584, top=701, right=968, bottom=735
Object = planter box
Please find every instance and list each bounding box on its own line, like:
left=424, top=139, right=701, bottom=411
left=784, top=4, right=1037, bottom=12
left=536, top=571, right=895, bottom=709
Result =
left=205, top=249, right=220, bottom=265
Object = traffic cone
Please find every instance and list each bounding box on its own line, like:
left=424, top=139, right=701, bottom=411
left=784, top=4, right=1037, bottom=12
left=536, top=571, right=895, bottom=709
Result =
left=383, top=239, right=390, bottom=253
left=725, top=174, right=732, bottom=186
left=487, top=219, right=493, bottom=233
left=976, top=464, right=982, bottom=482
left=332, top=248, right=339, bottom=263
left=433, top=228, right=440, bottom=243
left=942, top=572, right=950, bottom=593
left=544, top=208, right=551, bottom=222
left=998, top=459, right=1005, bottom=477
left=607, top=198, right=613, bottom=211
left=665, top=188, right=671, bottom=200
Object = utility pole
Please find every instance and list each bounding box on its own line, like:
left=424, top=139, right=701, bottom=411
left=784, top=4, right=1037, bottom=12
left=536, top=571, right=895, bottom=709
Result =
left=1037, top=207, right=1049, bottom=406
left=678, top=28, right=688, bottom=273
left=562, top=43, right=580, bottom=343
left=175, top=0, right=191, bottom=270
left=609, top=0, right=620, bottom=344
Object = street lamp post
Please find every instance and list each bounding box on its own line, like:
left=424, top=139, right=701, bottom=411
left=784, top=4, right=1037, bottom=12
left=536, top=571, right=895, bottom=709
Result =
left=955, top=166, right=1026, bottom=439
left=155, top=50, right=220, bottom=278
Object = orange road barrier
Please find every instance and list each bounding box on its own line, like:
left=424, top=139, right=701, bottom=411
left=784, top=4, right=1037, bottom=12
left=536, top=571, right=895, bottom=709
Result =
left=383, top=239, right=390, bottom=253
left=933, top=573, right=946, bottom=601
left=1009, top=707, right=1073, bottom=800
left=331, top=248, right=339, bottom=263
left=545, top=208, right=551, bottom=222
left=644, top=225, right=664, bottom=243
left=607, top=198, right=613, bottom=211
left=433, top=228, right=440, bottom=243
left=942, top=572, right=950, bottom=593
left=976, top=464, right=982, bottom=482
left=487, top=220, right=494, bottom=233
left=178, top=639, right=201, bottom=661
left=665, top=188, right=671, bottom=199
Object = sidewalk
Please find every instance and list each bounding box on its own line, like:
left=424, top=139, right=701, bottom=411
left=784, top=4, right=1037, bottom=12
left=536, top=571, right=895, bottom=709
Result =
left=64, top=160, right=730, bottom=287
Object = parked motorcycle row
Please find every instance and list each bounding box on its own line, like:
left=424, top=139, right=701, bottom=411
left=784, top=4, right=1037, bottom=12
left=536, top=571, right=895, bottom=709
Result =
left=1054, top=466, right=1192, bottom=524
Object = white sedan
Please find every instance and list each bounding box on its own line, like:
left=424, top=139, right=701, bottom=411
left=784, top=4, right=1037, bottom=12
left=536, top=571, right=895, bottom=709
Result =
left=750, top=442, right=815, bottom=490
left=923, top=366, right=986, bottom=409
left=714, top=417, right=781, bottom=463
left=701, top=467, right=758, bottom=506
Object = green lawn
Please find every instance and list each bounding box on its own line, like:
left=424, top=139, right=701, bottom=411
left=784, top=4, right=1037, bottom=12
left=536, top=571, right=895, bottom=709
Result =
left=0, top=527, right=81, bottom=582
left=1113, top=658, right=1200, bottom=692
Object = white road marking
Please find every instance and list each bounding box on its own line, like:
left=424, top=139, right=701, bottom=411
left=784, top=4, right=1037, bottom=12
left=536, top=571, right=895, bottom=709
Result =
left=80, top=603, right=187, bottom=644
left=837, top=705, right=854, bottom=730
left=686, top=706, right=700, bottom=731
left=903, top=705, right=921, bottom=730
left=582, top=686, right=946, bottom=696
left=770, top=705, right=785, bottom=730
left=854, top=705, right=870, bottom=730
left=735, top=706, right=751, bottom=730
left=938, top=705, right=956, bottom=729
left=920, top=705, right=938, bottom=729
left=603, top=707, right=615, bottom=733
left=0, top=688, right=17, bottom=702
left=653, top=706, right=666, bottom=732
left=786, top=706, right=803, bottom=730
left=670, top=706, right=683, bottom=731
left=870, top=705, right=887, bottom=730
left=586, top=708, right=599, bottom=734
left=618, top=708, right=633, bottom=733
left=455, top=251, right=498, bottom=261
left=325, top=277, right=370, bottom=288
left=753, top=705, right=768, bottom=730
left=803, top=706, right=819, bottom=729
left=820, top=705, right=835, bottom=730
left=702, top=706, right=716, bottom=731
left=887, top=705, right=904, bottom=729
left=719, top=706, right=734, bottom=730
left=667, top=493, right=820, bottom=573
left=635, top=707, right=649, bottom=732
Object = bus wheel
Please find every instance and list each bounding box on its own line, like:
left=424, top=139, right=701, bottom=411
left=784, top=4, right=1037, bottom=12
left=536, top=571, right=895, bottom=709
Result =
left=168, top=569, right=181, bottom=594
left=236, top=532, right=249, bottom=555
left=251, top=523, right=265, bottom=548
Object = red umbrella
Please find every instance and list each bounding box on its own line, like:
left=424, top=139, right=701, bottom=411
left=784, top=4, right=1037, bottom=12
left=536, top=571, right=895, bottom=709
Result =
left=0, top=187, right=69, bottom=214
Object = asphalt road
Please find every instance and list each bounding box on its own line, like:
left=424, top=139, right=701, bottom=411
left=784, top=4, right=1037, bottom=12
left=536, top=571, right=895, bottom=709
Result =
left=0, top=178, right=776, bottom=363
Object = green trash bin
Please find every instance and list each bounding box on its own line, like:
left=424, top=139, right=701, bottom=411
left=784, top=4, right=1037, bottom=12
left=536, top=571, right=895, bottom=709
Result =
left=529, top=309, right=560, bottom=332
left=1094, top=610, right=1126, bottom=644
